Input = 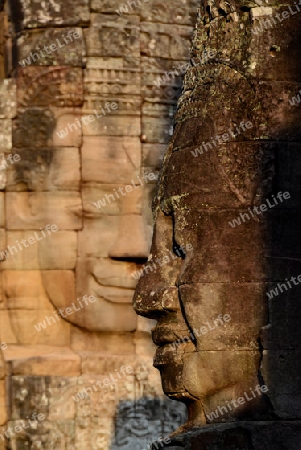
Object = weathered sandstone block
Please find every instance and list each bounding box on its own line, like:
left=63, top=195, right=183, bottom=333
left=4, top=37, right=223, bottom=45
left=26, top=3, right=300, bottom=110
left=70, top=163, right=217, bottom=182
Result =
left=4, top=346, right=80, bottom=376
left=82, top=136, right=141, bottom=183
left=1, top=231, right=77, bottom=270
left=0, top=79, right=16, bottom=119
left=15, top=0, right=90, bottom=29
left=5, top=147, right=80, bottom=192
left=17, top=28, right=85, bottom=66
left=17, top=67, right=83, bottom=108
left=6, top=192, right=82, bottom=230
left=85, top=14, right=140, bottom=57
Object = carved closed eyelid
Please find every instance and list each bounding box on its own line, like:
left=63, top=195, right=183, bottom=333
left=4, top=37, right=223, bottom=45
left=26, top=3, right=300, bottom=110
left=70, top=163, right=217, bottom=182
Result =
left=160, top=198, right=174, bottom=216
left=171, top=216, right=188, bottom=259
left=155, top=208, right=185, bottom=258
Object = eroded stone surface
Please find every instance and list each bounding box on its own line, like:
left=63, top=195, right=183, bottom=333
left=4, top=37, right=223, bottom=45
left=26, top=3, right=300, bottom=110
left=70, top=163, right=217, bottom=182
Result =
left=4, top=346, right=79, bottom=375
left=0, top=80, right=16, bottom=119
left=17, top=28, right=85, bottom=66
left=0, top=120, right=12, bottom=151
left=16, top=0, right=90, bottom=29
left=82, top=136, right=141, bottom=183
left=85, top=14, right=140, bottom=57
left=5, top=147, right=80, bottom=191
left=6, top=192, right=82, bottom=230
left=17, top=67, right=83, bottom=108
left=1, top=231, right=77, bottom=270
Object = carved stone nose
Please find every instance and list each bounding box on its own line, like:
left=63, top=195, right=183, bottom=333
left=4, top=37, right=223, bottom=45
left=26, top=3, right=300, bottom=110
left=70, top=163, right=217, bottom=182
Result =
left=133, top=285, right=179, bottom=318
left=109, top=190, right=150, bottom=259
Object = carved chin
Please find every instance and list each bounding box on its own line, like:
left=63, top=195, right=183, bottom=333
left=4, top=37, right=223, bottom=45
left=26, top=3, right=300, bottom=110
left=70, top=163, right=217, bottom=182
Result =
left=153, top=344, right=196, bottom=400
left=159, top=366, right=195, bottom=401
left=182, top=351, right=261, bottom=400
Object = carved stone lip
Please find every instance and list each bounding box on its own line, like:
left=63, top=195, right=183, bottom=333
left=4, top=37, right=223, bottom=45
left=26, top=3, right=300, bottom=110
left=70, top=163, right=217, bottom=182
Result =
left=152, top=334, right=178, bottom=346
left=153, top=342, right=191, bottom=367
left=94, top=285, right=135, bottom=303
left=153, top=340, right=196, bottom=367
left=153, top=344, right=179, bottom=367
left=152, top=325, right=191, bottom=346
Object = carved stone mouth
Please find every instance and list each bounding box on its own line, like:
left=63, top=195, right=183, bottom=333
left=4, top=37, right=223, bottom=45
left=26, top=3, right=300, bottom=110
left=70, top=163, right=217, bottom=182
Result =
left=94, top=285, right=135, bottom=304
left=151, top=325, right=193, bottom=346
left=153, top=340, right=197, bottom=366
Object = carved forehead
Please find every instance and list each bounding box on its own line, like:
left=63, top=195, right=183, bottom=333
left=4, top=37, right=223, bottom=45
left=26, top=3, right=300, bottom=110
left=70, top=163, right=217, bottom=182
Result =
left=158, top=141, right=275, bottom=213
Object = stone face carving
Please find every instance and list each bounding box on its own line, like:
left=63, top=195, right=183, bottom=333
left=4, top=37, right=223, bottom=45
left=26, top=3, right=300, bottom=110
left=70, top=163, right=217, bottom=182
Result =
left=10, top=0, right=300, bottom=445
left=0, top=0, right=199, bottom=447
left=134, top=0, right=301, bottom=435
left=112, top=397, right=186, bottom=450
left=134, top=172, right=271, bottom=426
